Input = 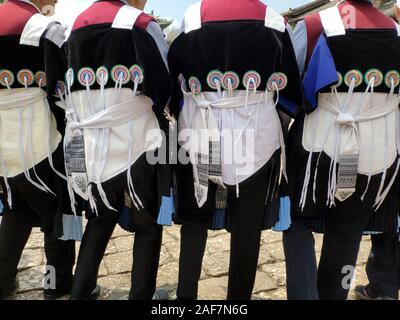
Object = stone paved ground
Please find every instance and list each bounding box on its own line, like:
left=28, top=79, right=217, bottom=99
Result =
left=10, top=226, right=375, bottom=300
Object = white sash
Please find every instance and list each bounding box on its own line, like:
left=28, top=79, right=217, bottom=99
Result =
left=299, top=4, right=400, bottom=209
left=182, top=90, right=285, bottom=208
left=0, top=88, right=63, bottom=207
left=65, top=88, right=162, bottom=213
left=303, top=93, right=400, bottom=175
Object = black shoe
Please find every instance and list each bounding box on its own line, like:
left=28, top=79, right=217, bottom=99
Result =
left=70, top=285, right=101, bottom=300
left=354, top=285, right=395, bottom=300
left=153, top=289, right=169, bottom=300
left=43, top=288, right=71, bottom=300
left=0, top=279, right=18, bottom=300
left=89, top=285, right=101, bottom=300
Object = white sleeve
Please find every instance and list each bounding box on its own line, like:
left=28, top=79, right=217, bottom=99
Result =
left=44, top=23, right=67, bottom=48
left=146, top=21, right=169, bottom=70
left=291, top=20, right=308, bottom=76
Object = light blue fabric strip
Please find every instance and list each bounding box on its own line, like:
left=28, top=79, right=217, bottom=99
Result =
left=157, top=189, right=175, bottom=226
left=272, top=197, right=292, bottom=232
left=59, top=214, right=83, bottom=241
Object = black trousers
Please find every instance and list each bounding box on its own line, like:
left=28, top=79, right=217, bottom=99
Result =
left=366, top=233, right=400, bottom=299
left=70, top=155, right=163, bottom=300
left=0, top=151, right=75, bottom=297
left=0, top=202, right=75, bottom=297
left=283, top=197, right=380, bottom=300
left=176, top=157, right=278, bottom=300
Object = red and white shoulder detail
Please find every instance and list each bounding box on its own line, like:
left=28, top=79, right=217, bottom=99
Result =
left=304, top=1, right=398, bottom=47
left=112, top=4, right=154, bottom=30
left=264, top=6, right=286, bottom=33
left=20, top=13, right=64, bottom=48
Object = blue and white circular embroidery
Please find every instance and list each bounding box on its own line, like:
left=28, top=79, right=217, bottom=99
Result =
left=385, top=70, right=400, bottom=89
left=96, top=66, right=109, bottom=86
left=17, top=69, right=34, bottom=86
left=78, top=67, right=96, bottom=86
left=189, top=76, right=202, bottom=95
left=130, top=64, right=144, bottom=84
left=222, top=72, right=240, bottom=90
left=0, top=69, right=15, bottom=87
left=267, top=73, right=287, bottom=91
left=207, top=70, right=223, bottom=90
left=111, top=65, right=130, bottom=85
left=243, top=71, right=261, bottom=90
left=35, top=71, right=47, bottom=87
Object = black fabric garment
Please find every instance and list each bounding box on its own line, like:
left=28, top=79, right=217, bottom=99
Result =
left=0, top=205, right=75, bottom=297
left=284, top=29, right=400, bottom=231
left=70, top=153, right=163, bottom=300
left=0, top=0, right=77, bottom=238
left=319, top=29, right=400, bottom=95
left=66, top=22, right=172, bottom=115
left=168, top=21, right=304, bottom=119
left=283, top=7, right=400, bottom=303
left=0, top=33, right=68, bottom=134
left=175, top=151, right=280, bottom=300
left=174, top=150, right=281, bottom=231
left=284, top=115, right=400, bottom=233
left=64, top=0, right=173, bottom=224
left=366, top=233, right=400, bottom=299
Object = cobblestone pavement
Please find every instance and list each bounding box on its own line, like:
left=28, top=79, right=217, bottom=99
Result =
left=10, top=226, right=375, bottom=300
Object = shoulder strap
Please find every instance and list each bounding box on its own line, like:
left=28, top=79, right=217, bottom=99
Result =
left=265, top=7, right=285, bottom=33
left=112, top=4, right=142, bottom=30
left=20, top=13, right=54, bottom=47
left=184, top=1, right=202, bottom=34
left=319, top=5, right=346, bottom=37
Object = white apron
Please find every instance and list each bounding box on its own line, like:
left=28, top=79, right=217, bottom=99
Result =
left=299, top=5, right=400, bottom=210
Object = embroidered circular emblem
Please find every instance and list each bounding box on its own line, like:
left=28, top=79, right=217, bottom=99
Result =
left=96, top=66, right=109, bottom=86
left=344, top=70, right=363, bottom=87
left=384, top=70, right=400, bottom=89
left=364, top=69, right=383, bottom=87
left=130, top=64, right=144, bottom=84
left=35, top=71, right=47, bottom=87
left=243, top=71, right=261, bottom=90
left=188, top=76, right=202, bottom=95
left=332, top=72, right=343, bottom=88
left=267, top=72, right=287, bottom=91
left=207, top=70, right=223, bottom=90
left=78, top=67, right=95, bottom=86
left=17, top=69, right=34, bottom=86
left=65, top=68, right=74, bottom=87
left=0, top=69, right=15, bottom=87
left=111, top=65, right=130, bottom=84
left=222, top=72, right=240, bottom=90
left=54, top=81, right=66, bottom=97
